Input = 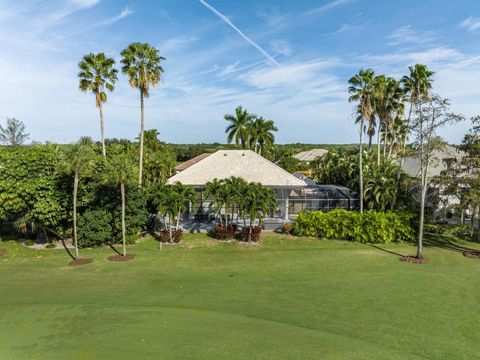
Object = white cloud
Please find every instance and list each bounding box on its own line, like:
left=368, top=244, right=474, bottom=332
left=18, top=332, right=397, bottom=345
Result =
left=360, top=47, right=462, bottom=66
left=68, top=0, right=101, bottom=9
left=387, top=25, right=436, bottom=45
left=305, top=0, right=353, bottom=15
left=90, top=6, right=133, bottom=28
left=159, top=35, right=198, bottom=53
left=270, top=40, right=292, bottom=56
left=240, top=59, right=343, bottom=91
left=460, top=16, right=480, bottom=32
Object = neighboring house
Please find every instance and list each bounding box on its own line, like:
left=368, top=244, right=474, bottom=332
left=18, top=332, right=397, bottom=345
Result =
left=292, top=148, right=329, bottom=163
left=401, top=145, right=465, bottom=179
left=167, top=150, right=307, bottom=221
left=400, top=144, right=467, bottom=218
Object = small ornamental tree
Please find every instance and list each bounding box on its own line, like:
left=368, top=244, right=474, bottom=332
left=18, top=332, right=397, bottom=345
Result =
left=410, top=95, right=464, bottom=260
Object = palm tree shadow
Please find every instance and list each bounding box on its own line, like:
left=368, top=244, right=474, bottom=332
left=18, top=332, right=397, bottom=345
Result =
left=424, top=234, right=479, bottom=254
left=368, top=244, right=405, bottom=257
left=108, top=243, right=122, bottom=256
left=61, top=237, right=76, bottom=261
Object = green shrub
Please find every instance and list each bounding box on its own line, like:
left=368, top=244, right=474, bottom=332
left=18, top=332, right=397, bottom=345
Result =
left=424, top=224, right=470, bottom=237
left=77, top=209, right=113, bottom=248
left=24, top=239, right=34, bottom=246
left=45, top=243, right=56, bottom=249
left=292, top=210, right=415, bottom=243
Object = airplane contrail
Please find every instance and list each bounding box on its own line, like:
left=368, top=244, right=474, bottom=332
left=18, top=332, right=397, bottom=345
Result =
left=198, top=0, right=280, bottom=66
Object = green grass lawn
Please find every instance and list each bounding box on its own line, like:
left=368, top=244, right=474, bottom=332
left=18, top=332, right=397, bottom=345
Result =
left=1, top=233, right=480, bottom=360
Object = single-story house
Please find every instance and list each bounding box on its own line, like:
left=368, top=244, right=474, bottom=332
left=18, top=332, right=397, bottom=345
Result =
left=292, top=148, right=329, bottom=163
left=167, top=150, right=307, bottom=221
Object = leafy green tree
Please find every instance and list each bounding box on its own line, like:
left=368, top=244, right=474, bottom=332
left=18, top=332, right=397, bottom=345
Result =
left=58, top=143, right=96, bottom=259
left=278, top=156, right=301, bottom=173
left=142, top=129, right=176, bottom=188
left=348, top=69, right=377, bottom=212
left=0, top=117, right=29, bottom=145
left=104, top=154, right=137, bottom=256
left=121, top=43, right=165, bottom=186
left=78, top=53, right=118, bottom=157
left=225, top=106, right=256, bottom=149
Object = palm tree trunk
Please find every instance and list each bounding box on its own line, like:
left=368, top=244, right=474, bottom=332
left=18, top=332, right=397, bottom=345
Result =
left=359, top=119, right=364, bottom=213
left=99, top=104, right=106, bottom=158
left=383, top=128, right=388, bottom=159
left=376, top=121, right=382, bottom=165
left=138, top=89, right=145, bottom=186
left=176, top=210, right=181, bottom=231
left=73, top=171, right=79, bottom=259
left=121, top=181, right=126, bottom=256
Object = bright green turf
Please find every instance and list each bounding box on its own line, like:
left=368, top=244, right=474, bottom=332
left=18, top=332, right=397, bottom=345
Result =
left=1, top=233, right=480, bottom=360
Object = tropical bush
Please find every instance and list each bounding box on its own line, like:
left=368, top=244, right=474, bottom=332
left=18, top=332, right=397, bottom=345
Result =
left=239, top=226, right=261, bottom=242
left=77, top=209, right=113, bottom=248
left=311, top=149, right=413, bottom=211
left=292, top=209, right=415, bottom=243
left=424, top=223, right=470, bottom=237
left=213, top=224, right=237, bottom=240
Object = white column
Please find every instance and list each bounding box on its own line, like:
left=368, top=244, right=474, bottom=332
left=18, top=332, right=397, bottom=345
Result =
left=284, top=196, right=289, bottom=221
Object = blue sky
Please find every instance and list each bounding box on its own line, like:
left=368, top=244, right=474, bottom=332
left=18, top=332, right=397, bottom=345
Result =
left=0, top=0, right=479, bottom=144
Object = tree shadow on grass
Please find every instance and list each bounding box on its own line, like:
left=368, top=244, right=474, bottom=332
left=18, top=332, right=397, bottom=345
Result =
left=60, top=238, right=76, bottom=261
left=368, top=244, right=405, bottom=257
left=423, top=234, right=480, bottom=254
left=107, top=243, right=122, bottom=256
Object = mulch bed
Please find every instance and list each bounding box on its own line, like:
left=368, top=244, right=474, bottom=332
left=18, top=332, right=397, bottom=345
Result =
left=399, top=256, right=430, bottom=264
left=107, top=254, right=135, bottom=262
left=463, top=251, right=480, bottom=259
left=68, top=258, right=93, bottom=267
left=0, top=249, right=6, bottom=256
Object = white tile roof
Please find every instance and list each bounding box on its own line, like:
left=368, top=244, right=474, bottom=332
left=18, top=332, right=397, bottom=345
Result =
left=293, top=148, right=329, bottom=162
left=167, top=150, right=307, bottom=187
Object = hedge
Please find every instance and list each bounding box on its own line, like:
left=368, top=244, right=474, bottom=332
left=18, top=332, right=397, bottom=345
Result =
left=292, top=209, right=415, bottom=243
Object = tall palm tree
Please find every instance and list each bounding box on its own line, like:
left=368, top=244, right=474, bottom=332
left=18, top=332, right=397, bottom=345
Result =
left=104, top=154, right=136, bottom=256
left=224, top=106, right=256, bottom=149
left=391, top=65, right=434, bottom=209
left=401, top=64, right=434, bottom=123
left=373, top=76, right=405, bottom=164
left=78, top=53, right=118, bottom=157
left=121, top=43, right=165, bottom=186
left=58, top=143, right=95, bottom=259
left=348, top=69, right=376, bottom=213
left=249, top=117, right=278, bottom=155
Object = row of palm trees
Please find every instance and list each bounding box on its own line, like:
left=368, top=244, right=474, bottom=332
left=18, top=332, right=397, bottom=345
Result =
left=78, top=42, right=165, bottom=186
left=224, top=106, right=278, bottom=155
left=59, top=141, right=136, bottom=260
left=348, top=64, right=434, bottom=212
left=204, top=177, right=277, bottom=237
